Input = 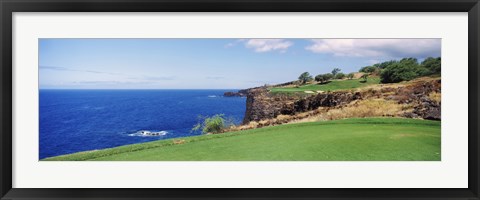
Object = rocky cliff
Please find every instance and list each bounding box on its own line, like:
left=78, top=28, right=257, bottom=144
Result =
left=242, top=79, right=441, bottom=124
left=224, top=89, right=248, bottom=97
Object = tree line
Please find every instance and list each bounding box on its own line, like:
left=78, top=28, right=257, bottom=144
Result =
left=360, top=57, right=440, bottom=83
left=298, top=68, right=355, bottom=85
left=297, top=57, right=440, bottom=85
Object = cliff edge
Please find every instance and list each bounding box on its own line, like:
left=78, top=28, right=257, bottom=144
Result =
left=241, top=78, right=441, bottom=125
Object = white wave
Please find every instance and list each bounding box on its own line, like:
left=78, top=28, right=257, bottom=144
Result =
left=128, top=130, right=168, bottom=137
left=208, top=95, right=217, bottom=98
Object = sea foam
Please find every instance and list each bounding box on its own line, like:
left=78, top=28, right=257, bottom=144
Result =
left=128, top=130, right=168, bottom=137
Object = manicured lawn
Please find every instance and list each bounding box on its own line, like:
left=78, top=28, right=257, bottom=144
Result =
left=270, top=77, right=381, bottom=93
left=43, top=118, right=441, bottom=161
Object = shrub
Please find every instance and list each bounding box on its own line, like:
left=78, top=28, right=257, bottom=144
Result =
left=399, top=57, right=419, bottom=65
left=421, top=57, right=441, bottom=75
left=335, top=73, right=346, bottom=79
left=380, top=63, right=418, bottom=83
left=323, top=73, right=334, bottom=81
left=374, top=60, right=398, bottom=69
left=315, top=74, right=326, bottom=83
left=359, top=66, right=376, bottom=73
left=192, top=114, right=233, bottom=134
left=358, top=57, right=441, bottom=83
left=315, top=73, right=334, bottom=83
left=416, top=66, right=432, bottom=77
left=380, top=58, right=424, bottom=83
left=347, top=73, right=355, bottom=80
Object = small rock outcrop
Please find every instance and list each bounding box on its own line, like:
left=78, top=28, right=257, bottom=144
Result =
left=399, top=80, right=441, bottom=120
left=243, top=87, right=299, bottom=123
left=224, top=91, right=246, bottom=97
left=223, top=89, right=249, bottom=97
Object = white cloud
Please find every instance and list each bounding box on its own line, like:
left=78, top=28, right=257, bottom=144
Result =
left=305, top=39, right=441, bottom=59
left=242, top=39, right=294, bottom=53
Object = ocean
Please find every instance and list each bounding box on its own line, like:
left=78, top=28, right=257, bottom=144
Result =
left=39, top=89, right=246, bottom=159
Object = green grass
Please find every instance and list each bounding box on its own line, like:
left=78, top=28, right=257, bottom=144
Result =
left=43, top=118, right=441, bottom=161
left=270, top=77, right=381, bottom=93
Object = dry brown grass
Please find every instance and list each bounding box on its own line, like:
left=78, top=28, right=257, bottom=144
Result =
left=173, top=139, right=186, bottom=145
left=228, top=121, right=259, bottom=131
left=359, top=76, right=440, bottom=92
left=353, top=72, right=366, bottom=79
left=409, top=76, right=441, bottom=83
left=360, top=84, right=398, bottom=92
left=429, top=92, right=441, bottom=104
left=295, top=99, right=413, bottom=123
left=276, top=114, right=291, bottom=121
left=229, top=99, right=415, bottom=132
left=330, top=99, right=412, bottom=119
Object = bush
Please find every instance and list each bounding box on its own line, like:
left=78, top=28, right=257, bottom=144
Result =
left=416, top=66, right=432, bottom=77
left=374, top=60, right=398, bottom=69
left=362, top=57, right=441, bottom=83
left=323, top=73, right=334, bottom=80
left=192, top=114, right=232, bottom=134
left=359, top=66, right=376, bottom=73
left=315, top=73, right=334, bottom=83
left=379, top=57, right=436, bottom=83
left=347, top=73, right=355, bottom=79
left=315, top=74, right=326, bottom=83
left=335, top=73, right=346, bottom=79
left=380, top=60, right=420, bottom=83
left=421, top=57, right=441, bottom=75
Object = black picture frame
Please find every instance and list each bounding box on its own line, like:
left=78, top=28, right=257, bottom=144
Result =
left=1, top=0, right=479, bottom=199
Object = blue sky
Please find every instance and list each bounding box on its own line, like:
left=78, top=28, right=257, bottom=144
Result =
left=39, top=39, right=441, bottom=89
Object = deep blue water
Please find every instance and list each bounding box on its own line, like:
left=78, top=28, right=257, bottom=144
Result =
left=39, top=90, right=246, bottom=159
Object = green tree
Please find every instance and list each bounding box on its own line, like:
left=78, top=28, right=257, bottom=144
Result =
left=379, top=57, right=428, bottom=83
left=323, top=73, right=334, bottom=81
left=421, top=57, right=441, bottom=75
left=359, top=66, right=377, bottom=73
left=298, top=72, right=313, bottom=84
left=375, top=60, right=398, bottom=69
left=398, top=58, right=419, bottom=68
left=192, top=114, right=232, bottom=134
left=347, top=73, right=355, bottom=80
left=315, top=74, right=326, bottom=83
left=416, top=65, right=431, bottom=77
left=335, top=72, right=346, bottom=79
left=315, top=73, right=334, bottom=83
left=331, top=68, right=341, bottom=77
left=380, top=63, right=419, bottom=83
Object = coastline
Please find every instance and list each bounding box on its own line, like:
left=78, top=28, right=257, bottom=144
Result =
left=39, top=89, right=246, bottom=159
left=43, top=76, right=441, bottom=160
left=42, top=117, right=441, bottom=161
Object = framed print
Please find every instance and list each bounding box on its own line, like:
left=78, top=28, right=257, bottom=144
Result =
left=1, top=0, right=479, bottom=199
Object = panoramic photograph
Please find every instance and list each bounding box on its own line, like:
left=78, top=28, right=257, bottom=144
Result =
left=39, top=38, right=441, bottom=161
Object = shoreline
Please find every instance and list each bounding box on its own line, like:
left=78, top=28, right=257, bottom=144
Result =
left=42, top=117, right=441, bottom=161
left=41, top=77, right=441, bottom=160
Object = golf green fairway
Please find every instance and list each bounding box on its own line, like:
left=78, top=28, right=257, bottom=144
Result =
left=44, top=118, right=441, bottom=161
left=270, top=77, right=381, bottom=93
